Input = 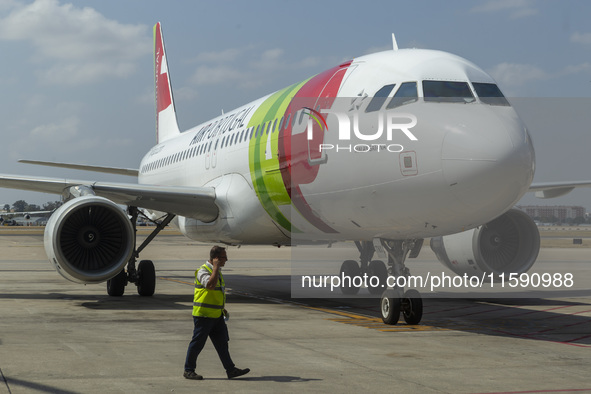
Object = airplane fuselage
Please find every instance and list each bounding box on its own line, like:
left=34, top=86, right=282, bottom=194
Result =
left=138, top=49, right=535, bottom=246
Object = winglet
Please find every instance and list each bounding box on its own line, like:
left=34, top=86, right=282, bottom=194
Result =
left=154, top=22, right=180, bottom=143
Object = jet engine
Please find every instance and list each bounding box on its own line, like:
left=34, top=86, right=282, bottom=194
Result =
left=44, top=196, right=135, bottom=284
left=430, top=209, right=540, bottom=278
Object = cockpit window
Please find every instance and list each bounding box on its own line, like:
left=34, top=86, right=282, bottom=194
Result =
left=423, top=81, right=475, bottom=103
left=365, top=84, right=395, bottom=112
left=472, top=83, right=510, bottom=106
left=386, top=82, right=418, bottom=109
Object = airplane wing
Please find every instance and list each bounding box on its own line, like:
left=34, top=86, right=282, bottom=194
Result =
left=18, top=159, right=139, bottom=177
left=1, top=210, right=53, bottom=217
left=529, top=181, right=591, bottom=199
left=0, top=174, right=218, bottom=222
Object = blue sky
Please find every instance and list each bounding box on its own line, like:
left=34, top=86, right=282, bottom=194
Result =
left=0, top=0, right=590, bottom=210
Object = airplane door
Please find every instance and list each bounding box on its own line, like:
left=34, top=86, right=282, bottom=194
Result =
left=306, top=66, right=351, bottom=166
left=211, top=135, right=221, bottom=168
left=205, top=135, right=222, bottom=170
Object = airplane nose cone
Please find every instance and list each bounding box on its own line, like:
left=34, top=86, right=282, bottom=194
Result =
left=442, top=108, right=535, bottom=218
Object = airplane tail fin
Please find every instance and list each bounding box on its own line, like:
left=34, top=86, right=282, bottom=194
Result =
left=154, top=22, right=180, bottom=143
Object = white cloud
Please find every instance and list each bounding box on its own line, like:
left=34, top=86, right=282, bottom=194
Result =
left=488, top=63, right=547, bottom=89
left=0, top=0, right=151, bottom=85
left=571, top=32, right=591, bottom=45
left=174, top=86, right=198, bottom=102
left=187, top=45, right=340, bottom=91
left=488, top=61, right=591, bottom=95
left=194, top=47, right=248, bottom=64
left=562, top=63, right=591, bottom=75
left=30, top=116, right=79, bottom=141
left=471, top=0, right=538, bottom=19
left=261, top=48, right=284, bottom=63
left=190, top=65, right=250, bottom=87
left=8, top=115, right=99, bottom=160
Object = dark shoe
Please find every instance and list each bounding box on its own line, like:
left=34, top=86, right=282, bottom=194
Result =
left=183, top=370, right=203, bottom=380
left=227, top=367, right=250, bottom=379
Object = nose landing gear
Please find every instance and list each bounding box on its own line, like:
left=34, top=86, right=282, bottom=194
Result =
left=339, top=238, right=424, bottom=325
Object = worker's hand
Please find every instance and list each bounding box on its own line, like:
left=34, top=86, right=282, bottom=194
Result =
left=213, top=255, right=227, bottom=268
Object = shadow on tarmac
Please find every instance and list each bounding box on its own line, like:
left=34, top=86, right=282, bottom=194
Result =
left=3, top=272, right=589, bottom=347
left=204, top=376, right=322, bottom=382
left=3, top=376, right=79, bottom=394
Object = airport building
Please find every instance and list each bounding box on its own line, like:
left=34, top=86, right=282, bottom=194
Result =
left=516, top=205, right=586, bottom=222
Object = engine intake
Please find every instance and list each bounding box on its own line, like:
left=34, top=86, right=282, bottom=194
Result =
left=430, top=209, right=540, bottom=278
left=44, top=196, right=135, bottom=284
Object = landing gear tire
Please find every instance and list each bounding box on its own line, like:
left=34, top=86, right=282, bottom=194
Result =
left=107, top=270, right=127, bottom=297
left=137, top=260, right=156, bottom=296
left=340, top=260, right=361, bottom=295
left=380, top=290, right=401, bottom=325
left=368, top=260, right=387, bottom=295
left=401, top=289, right=423, bottom=325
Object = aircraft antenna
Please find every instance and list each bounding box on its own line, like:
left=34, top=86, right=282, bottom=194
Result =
left=392, top=33, right=399, bottom=51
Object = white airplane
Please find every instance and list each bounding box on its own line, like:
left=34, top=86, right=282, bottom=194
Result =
left=0, top=210, right=53, bottom=225
left=1, top=23, right=589, bottom=325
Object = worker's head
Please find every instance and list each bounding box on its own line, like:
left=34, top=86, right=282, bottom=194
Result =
left=210, top=245, right=228, bottom=266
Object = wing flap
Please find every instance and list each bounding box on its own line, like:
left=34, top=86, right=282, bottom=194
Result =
left=0, top=174, right=218, bottom=222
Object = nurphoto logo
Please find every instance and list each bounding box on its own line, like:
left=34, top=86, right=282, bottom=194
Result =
left=304, top=107, right=418, bottom=153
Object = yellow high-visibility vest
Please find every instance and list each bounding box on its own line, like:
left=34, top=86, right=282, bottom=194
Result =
left=192, top=264, right=225, bottom=318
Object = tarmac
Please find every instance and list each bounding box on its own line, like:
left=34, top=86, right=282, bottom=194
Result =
left=1, top=230, right=590, bottom=393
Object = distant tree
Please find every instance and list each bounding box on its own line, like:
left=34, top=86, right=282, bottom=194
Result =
left=25, top=204, right=41, bottom=212
left=2, top=204, right=9, bottom=212
left=573, top=216, right=585, bottom=225
left=12, top=200, right=27, bottom=212
left=43, top=201, right=63, bottom=211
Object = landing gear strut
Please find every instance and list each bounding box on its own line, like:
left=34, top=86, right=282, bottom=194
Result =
left=338, top=238, right=424, bottom=325
left=379, top=239, right=423, bottom=325
left=106, top=207, right=175, bottom=297
left=339, top=241, right=388, bottom=295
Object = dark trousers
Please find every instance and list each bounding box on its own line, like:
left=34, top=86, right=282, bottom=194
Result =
left=184, top=315, right=235, bottom=372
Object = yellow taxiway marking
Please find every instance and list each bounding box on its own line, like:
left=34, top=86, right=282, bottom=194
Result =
left=159, top=277, right=193, bottom=286
left=301, top=306, right=447, bottom=332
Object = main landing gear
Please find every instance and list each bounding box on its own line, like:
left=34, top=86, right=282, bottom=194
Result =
left=339, top=239, right=424, bottom=325
left=106, top=207, right=175, bottom=297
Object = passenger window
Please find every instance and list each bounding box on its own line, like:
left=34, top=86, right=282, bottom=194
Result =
left=386, top=82, right=418, bottom=109
left=472, top=83, right=510, bottom=106
left=297, top=110, right=305, bottom=126
left=366, top=84, right=396, bottom=112
left=271, top=118, right=278, bottom=134
left=278, top=116, right=284, bottom=131
left=423, top=81, right=475, bottom=103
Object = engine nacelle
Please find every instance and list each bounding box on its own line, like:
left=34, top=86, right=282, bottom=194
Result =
left=44, top=196, right=135, bottom=284
left=430, top=209, right=540, bottom=278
